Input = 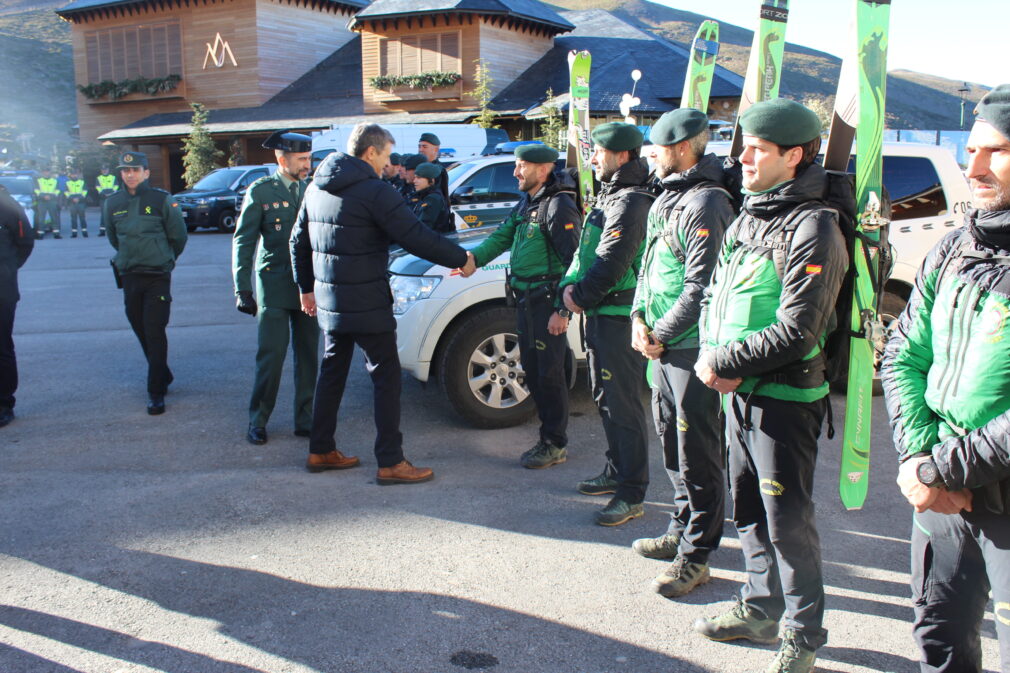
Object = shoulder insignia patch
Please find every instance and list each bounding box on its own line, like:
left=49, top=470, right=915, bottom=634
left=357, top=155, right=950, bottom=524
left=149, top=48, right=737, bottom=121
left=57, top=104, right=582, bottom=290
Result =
left=698, top=228, right=709, bottom=237
left=609, top=230, right=621, bottom=239
left=805, top=264, right=823, bottom=275
left=564, top=222, right=575, bottom=230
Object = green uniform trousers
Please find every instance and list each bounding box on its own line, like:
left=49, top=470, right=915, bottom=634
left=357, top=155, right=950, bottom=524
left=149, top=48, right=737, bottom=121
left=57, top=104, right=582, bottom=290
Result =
left=249, top=306, right=318, bottom=431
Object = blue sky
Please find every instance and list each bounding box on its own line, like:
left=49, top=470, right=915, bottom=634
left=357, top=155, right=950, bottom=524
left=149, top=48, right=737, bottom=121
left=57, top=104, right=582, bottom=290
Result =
left=656, top=0, right=1004, bottom=88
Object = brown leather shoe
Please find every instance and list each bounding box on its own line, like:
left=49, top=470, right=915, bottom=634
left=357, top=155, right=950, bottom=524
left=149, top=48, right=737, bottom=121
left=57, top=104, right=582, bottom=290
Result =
left=376, top=460, right=434, bottom=485
left=306, top=450, right=360, bottom=473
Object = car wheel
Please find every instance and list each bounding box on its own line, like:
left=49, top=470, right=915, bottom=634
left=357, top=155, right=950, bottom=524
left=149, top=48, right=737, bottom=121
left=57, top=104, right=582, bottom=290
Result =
left=217, top=209, right=237, bottom=233
left=438, top=306, right=535, bottom=428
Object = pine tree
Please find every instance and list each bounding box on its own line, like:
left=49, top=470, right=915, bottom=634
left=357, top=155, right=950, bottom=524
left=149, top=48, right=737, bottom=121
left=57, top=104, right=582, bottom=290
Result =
left=537, top=88, right=566, bottom=151
left=471, top=59, right=498, bottom=129
left=182, top=103, right=223, bottom=187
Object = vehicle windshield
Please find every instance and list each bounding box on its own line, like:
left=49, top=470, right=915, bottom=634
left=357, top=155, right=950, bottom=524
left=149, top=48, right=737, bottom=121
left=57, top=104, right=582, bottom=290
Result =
left=191, top=168, right=244, bottom=192
left=447, top=160, right=482, bottom=186
left=0, top=176, right=34, bottom=196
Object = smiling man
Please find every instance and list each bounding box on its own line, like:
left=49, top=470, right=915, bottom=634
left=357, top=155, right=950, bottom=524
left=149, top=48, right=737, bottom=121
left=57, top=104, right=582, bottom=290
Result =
left=104, top=151, right=187, bottom=415
left=881, top=83, right=1010, bottom=673
left=692, top=99, right=846, bottom=673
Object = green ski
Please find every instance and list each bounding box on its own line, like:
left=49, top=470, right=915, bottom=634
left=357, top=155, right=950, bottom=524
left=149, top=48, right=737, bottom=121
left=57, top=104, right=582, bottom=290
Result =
left=681, top=20, right=720, bottom=112
left=567, top=50, right=594, bottom=216
left=729, top=0, right=789, bottom=158
left=823, top=0, right=892, bottom=510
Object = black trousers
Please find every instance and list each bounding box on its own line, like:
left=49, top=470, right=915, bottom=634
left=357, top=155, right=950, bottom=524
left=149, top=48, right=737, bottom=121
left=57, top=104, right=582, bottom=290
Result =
left=122, top=273, right=173, bottom=395
left=0, top=300, right=16, bottom=409
left=727, top=392, right=827, bottom=651
left=310, top=330, right=403, bottom=468
left=515, top=291, right=568, bottom=448
left=911, top=506, right=1010, bottom=672
left=585, top=314, right=649, bottom=504
left=652, top=348, right=724, bottom=563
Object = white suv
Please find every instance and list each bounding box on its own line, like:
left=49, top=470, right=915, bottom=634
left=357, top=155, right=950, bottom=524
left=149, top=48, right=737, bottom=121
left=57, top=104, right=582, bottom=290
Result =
left=392, top=143, right=971, bottom=427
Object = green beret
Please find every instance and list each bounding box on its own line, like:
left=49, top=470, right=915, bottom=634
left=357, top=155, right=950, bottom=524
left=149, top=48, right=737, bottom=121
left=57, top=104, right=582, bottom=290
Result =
left=414, top=162, right=442, bottom=180
left=389, top=152, right=402, bottom=166
left=975, top=84, right=1010, bottom=143
left=403, top=154, right=425, bottom=170
left=650, top=108, right=709, bottom=146
left=419, top=132, right=441, bottom=146
left=514, top=143, right=559, bottom=164
left=739, top=98, right=822, bottom=146
left=591, top=122, right=644, bottom=152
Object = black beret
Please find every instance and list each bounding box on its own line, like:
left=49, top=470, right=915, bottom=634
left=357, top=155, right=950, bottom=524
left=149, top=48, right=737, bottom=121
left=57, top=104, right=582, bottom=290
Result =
left=415, top=162, right=442, bottom=180
left=591, top=122, right=644, bottom=151
left=262, top=130, right=313, bottom=153
left=650, top=108, right=709, bottom=146
left=515, top=143, right=559, bottom=163
left=403, top=154, right=425, bottom=170
left=739, top=99, right=822, bottom=146
left=975, top=84, right=1010, bottom=143
left=117, top=151, right=148, bottom=169
left=419, top=132, right=441, bottom=146
left=389, top=152, right=402, bottom=166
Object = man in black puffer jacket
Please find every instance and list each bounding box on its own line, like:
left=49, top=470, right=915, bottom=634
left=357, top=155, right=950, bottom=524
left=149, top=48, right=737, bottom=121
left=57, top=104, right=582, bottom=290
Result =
left=0, top=184, right=34, bottom=428
left=290, top=123, right=467, bottom=484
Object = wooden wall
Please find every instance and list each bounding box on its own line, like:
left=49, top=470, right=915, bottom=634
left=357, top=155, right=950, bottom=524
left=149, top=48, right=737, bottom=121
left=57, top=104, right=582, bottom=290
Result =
left=477, top=19, right=552, bottom=99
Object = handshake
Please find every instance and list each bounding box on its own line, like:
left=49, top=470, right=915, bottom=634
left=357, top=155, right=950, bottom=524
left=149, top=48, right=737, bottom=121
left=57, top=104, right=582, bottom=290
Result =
left=456, top=251, right=478, bottom=278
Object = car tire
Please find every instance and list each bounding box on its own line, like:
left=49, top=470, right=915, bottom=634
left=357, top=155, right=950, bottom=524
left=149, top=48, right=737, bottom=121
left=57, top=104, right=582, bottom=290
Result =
left=438, top=306, right=536, bottom=428
left=217, top=209, right=237, bottom=233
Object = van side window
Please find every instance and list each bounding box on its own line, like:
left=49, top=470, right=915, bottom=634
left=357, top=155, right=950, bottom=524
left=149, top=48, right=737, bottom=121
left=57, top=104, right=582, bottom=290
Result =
left=882, top=156, right=948, bottom=221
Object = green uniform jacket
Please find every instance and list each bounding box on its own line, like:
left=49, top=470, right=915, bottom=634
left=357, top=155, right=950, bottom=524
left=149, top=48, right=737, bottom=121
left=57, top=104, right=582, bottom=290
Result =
left=232, top=171, right=304, bottom=311
left=699, top=165, right=846, bottom=402
left=104, top=182, right=187, bottom=274
left=471, top=173, right=581, bottom=291
left=559, top=157, right=654, bottom=317
left=632, top=153, right=733, bottom=349
left=881, top=209, right=1010, bottom=509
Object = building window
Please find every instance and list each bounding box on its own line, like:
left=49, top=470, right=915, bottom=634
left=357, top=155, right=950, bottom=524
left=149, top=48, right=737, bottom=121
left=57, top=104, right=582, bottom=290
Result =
left=379, top=32, right=460, bottom=76
left=84, top=21, right=182, bottom=83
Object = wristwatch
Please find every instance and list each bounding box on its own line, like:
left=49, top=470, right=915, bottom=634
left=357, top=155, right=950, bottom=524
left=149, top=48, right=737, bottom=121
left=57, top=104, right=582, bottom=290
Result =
left=556, top=308, right=571, bottom=319
left=915, top=457, right=943, bottom=488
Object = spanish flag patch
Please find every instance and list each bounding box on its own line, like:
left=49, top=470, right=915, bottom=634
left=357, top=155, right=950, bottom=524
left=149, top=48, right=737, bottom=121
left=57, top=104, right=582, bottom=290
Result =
left=698, top=229, right=709, bottom=237
left=609, top=230, right=622, bottom=238
left=564, top=222, right=575, bottom=230
left=805, top=264, right=823, bottom=275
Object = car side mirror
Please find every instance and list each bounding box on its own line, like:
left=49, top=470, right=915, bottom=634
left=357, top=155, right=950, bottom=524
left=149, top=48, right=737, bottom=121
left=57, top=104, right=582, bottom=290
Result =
left=451, top=185, right=474, bottom=205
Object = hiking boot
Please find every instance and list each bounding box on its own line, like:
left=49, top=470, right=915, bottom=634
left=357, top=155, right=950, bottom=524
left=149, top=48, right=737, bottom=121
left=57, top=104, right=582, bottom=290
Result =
left=520, top=440, right=567, bottom=469
left=767, top=630, right=817, bottom=673
left=594, top=497, right=643, bottom=526
left=693, top=597, right=779, bottom=644
left=652, top=555, right=711, bottom=598
left=631, top=533, right=681, bottom=559
left=377, top=460, right=434, bottom=485
left=578, top=471, right=618, bottom=496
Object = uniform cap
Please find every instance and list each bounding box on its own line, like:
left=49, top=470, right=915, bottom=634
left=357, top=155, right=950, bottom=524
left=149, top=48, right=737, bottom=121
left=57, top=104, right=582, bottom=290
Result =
left=975, top=84, right=1010, bottom=143
left=414, top=162, right=442, bottom=180
left=591, top=122, right=644, bottom=151
left=739, top=99, right=822, bottom=146
left=419, top=132, right=441, bottom=146
left=117, top=151, right=149, bottom=169
left=514, top=143, right=559, bottom=164
left=650, top=108, right=709, bottom=146
left=389, top=152, right=402, bottom=166
left=262, top=130, right=312, bottom=153
left=403, top=154, right=425, bottom=170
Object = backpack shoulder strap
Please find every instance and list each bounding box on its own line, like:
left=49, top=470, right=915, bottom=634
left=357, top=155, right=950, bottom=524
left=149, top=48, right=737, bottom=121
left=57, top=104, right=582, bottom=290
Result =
left=664, top=181, right=731, bottom=263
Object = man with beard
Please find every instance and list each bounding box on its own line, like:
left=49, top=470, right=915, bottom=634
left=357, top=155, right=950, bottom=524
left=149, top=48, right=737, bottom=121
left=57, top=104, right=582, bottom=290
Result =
left=692, top=99, right=846, bottom=673
left=461, top=143, right=581, bottom=468
left=630, top=108, right=734, bottom=596
left=560, top=122, right=655, bottom=526
left=232, top=130, right=318, bottom=445
left=881, top=84, right=1010, bottom=673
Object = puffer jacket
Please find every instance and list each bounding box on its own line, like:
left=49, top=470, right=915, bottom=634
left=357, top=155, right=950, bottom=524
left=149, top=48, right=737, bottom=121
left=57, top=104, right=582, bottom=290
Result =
left=0, top=188, right=33, bottom=304
left=881, top=207, right=1010, bottom=512
left=632, top=153, right=735, bottom=348
left=290, top=151, right=467, bottom=334
left=559, top=157, right=655, bottom=317
left=700, top=163, right=847, bottom=402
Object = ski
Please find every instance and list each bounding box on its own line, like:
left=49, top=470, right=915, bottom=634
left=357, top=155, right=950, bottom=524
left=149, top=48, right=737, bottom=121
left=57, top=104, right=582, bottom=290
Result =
left=823, top=0, right=892, bottom=510
left=681, top=20, right=720, bottom=113
left=729, top=0, right=789, bottom=158
left=567, top=50, right=594, bottom=216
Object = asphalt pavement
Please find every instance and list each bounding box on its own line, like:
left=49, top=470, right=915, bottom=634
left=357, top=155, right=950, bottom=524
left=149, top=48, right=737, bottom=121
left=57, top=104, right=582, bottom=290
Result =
left=0, top=210, right=1001, bottom=673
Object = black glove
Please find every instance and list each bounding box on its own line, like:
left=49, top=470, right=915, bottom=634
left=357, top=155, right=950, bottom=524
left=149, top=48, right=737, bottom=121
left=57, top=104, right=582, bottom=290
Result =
left=236, top=291, right=257, bottom=317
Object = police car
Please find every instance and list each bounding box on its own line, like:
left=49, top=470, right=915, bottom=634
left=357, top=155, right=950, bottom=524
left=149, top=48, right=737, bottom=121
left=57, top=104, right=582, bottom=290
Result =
left=0, top=171, right=36, bottom=226
left=392, top=142, right=972, bottom=427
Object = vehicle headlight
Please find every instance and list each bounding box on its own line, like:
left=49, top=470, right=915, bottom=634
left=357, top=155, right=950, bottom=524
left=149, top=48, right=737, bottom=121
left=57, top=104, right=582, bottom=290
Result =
left=390, top=274, right=441, bottom=315
left=195, top=198, right=208, bottom=205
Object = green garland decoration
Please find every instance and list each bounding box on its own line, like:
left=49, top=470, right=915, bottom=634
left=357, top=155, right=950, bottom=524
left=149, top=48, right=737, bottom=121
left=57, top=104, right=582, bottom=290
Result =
left=370, top=71, right=461, bottom=91
left=78, top=74, right=182, bottom=101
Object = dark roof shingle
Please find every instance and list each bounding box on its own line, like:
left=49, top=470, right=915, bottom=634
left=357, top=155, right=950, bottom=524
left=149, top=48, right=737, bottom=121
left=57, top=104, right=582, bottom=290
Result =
left=351, top=0, right=573, bottom=32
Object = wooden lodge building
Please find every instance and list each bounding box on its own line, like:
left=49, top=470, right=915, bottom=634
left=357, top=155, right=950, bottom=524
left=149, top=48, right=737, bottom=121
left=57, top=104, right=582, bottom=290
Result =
left=56, top=0, right=744, bottom=191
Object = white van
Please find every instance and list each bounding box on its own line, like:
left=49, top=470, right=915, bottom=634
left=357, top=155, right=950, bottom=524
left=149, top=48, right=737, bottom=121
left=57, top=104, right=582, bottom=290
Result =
left=310, top=124, right=508, bottom=168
